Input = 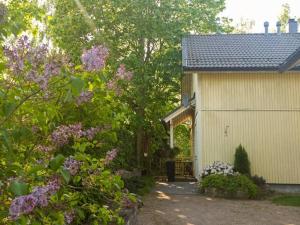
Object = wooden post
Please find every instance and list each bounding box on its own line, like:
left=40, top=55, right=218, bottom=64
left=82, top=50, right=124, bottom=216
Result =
left=170, top=120, right=174, bottom=148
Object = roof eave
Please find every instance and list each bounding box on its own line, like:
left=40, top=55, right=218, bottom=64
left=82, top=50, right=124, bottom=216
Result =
left=183, top=66, right=300, bottom=73
left=279, top=47, right=300, bottom=73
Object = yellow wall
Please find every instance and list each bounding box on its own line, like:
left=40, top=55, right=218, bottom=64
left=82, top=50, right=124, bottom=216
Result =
left=199, top=72, right=300, bottom=184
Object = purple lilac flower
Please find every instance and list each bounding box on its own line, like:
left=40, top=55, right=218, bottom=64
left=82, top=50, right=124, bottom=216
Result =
left=104, top=149, right=118, bottom=165
left=51, top=125, right=72, bottom=146
left=32, top=177, right=61, bottom=206
left=46, top=176, right=61, bottom=194
left=76, top=91, right=94, bottom=105
left=122, top=196, right=135, bottom=209
left=9, top=177, right=61, bottom=220
left=64, top=210, right=75, bottom=224
left=82, top=127, right=100, bottom=140
left=51, top=123, right=83, bottom=146
left=9, top=195, right=38, bottom=220
left=36, top=145, right=54, bottom=153
left=51, top=123, right=101, bottom=146
left=116, top=64, right=133, bottom=81
left=31, top=125, right=40, bottom=133
left=3, top=36, right=63, bottom=91
left=31, top=187, right=50, bottom=207
left=44, top=60, right=61, bottom=77
left=67, top=123, right=84, bottom=139
left=81, top=45, right=109, bottom=72
left=106, top=79, right=116, bottom=90
left=106, top=64, right=133, bottom=96
left=3, top=36, right=29, bottom=74
left=63, top=157, right=81, bottom=175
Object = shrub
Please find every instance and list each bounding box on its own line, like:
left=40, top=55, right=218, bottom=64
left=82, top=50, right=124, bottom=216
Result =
left=234, top=145, right=251, bottom=175
left=251, top=175, right=266, bottom=188
left=200, top=174, right=258, bottom=199
left=123, top=176, right=155, bottom=196
left=201, top=161, right=237, bottom=178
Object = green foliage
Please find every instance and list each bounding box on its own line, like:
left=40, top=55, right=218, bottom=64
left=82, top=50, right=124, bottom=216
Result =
left=272, top=195, right=300, bottom=207
left=123, top=176, right=155, bottom=196
left=9, top=181, right=29, bottom=196
left=234, top=145, right=251, bottom=175
left=48, top=0, right=229, bottom=168
left=251, top=175, right=266, bottom=188
left=200, top=174, right=258, bottom=199
left=278, top=3, right=291, bottom=32
left=49, top=154, right=65, bottom=171
left=174, top=124, right=191, bottom=157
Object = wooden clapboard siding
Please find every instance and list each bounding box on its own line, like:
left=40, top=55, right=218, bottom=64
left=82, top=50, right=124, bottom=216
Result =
left=181, top=74, right=193, bottom=101
left=197, top=72, right=300, bottom=184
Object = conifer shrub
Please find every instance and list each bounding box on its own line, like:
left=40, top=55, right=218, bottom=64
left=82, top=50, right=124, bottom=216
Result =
left=234, top=145, right=251, bottom=175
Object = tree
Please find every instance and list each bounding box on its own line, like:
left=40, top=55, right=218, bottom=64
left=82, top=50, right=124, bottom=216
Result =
left=278, top=3, right=291, bottom=32
left=174, top=123, right=191, bottom=157
left=234, top=18, right=255, bottom=34
left=49, top=0, right=228, bottom=168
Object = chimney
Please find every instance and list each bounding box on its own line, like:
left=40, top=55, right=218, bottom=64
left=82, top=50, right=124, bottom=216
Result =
left=276, top=21, right=281, bottom=34
left=264, top=21, right=269, bottom=34
left=288, top=19, right=298, bottom=33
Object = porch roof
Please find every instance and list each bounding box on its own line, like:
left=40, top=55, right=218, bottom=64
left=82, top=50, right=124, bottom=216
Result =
left=163, top=103, right=194, bottom=127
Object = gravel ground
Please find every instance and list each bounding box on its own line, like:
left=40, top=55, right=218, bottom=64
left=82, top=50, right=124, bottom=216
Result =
left=137, top=182, right=300, bottom=225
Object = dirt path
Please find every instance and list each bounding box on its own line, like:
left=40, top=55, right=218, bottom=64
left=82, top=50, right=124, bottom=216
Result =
left=137, top=182, right=300, bottom=225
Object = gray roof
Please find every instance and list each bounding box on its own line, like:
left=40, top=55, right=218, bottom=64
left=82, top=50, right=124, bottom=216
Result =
left=182, top=33, right=300, bottom=71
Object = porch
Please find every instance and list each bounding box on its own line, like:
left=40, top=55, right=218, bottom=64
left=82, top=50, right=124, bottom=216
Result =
left=161, top=100, right=196, bottom=181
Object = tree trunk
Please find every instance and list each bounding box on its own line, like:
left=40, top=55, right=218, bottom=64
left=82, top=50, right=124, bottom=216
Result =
left=136, top=107, right=145, bottom=168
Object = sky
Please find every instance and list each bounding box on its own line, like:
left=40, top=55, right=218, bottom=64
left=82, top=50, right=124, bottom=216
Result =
left=221, top=0, right=300, bottom=33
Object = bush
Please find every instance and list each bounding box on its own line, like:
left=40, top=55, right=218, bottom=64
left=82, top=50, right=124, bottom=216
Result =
left=201, top=161, right=237, bottom=178
left=251, top=175, right=266, bottom=188
left=234, top=145, right=251, bottom=175
left=123, top=176, right=155, bottom=196
left=200, top=174, right=258, bottom=199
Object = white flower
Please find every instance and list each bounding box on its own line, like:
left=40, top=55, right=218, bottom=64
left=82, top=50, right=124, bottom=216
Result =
left=201, top=161, right=238, bottom=178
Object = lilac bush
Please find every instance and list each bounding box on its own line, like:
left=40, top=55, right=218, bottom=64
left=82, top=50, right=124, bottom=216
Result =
left=105, top=149, right=118, bottom=165
left=9, top=195, right=37, bottom=220
left=106, top=64, right=133, bottom=96
left=51, top=123, right=101, bottom=146
left=76, top=91, right=94, bottom=105
left=3, top=35, right=64, bottom=91
left=63, top=157, right=81, bottom=175
left=81, top=45, right=109, bottom=72
left=116, top=64, right=133, bottom=81
left=64, top=210, right=75, bottom=224
left=9, top=178, right=61, bottom=220
left=2, top=39, right=136, bottom=224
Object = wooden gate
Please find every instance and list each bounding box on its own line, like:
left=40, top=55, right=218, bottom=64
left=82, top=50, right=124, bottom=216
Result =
left=175, top=157, right=193, bottom=177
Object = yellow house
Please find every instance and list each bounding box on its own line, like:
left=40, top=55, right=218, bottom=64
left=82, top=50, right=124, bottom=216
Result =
left=164, top=20, right=300, bottom=185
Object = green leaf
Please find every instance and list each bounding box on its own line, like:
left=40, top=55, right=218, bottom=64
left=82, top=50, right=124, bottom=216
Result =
left=0, top=62, right=5, bottom=73
left=60, top=167, right=71, bottom=183
left=2, top=102, right=16, bottom=117
left=76, top=208, right=85, bottom=219
left=64, top=88, right=73, bottom=103
left=49, top=154, right=65, bottom=171
left=0, top=90, right=4, bottom=98
left=0, top=129, right=10, bottom=150
left=70, top=76, right=84, bottom=95
left=9, top=181, right=29, bottom=196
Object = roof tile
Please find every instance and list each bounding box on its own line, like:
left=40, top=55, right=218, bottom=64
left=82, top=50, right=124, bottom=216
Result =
left=182, top=33, right=300, bottom=71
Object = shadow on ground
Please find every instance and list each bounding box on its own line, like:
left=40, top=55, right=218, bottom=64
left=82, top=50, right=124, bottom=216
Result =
left=137, top=182, right=300, bottom=225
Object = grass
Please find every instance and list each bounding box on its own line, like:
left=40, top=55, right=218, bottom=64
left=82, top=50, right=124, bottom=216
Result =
left=272, top=195, right=300, bottom=207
